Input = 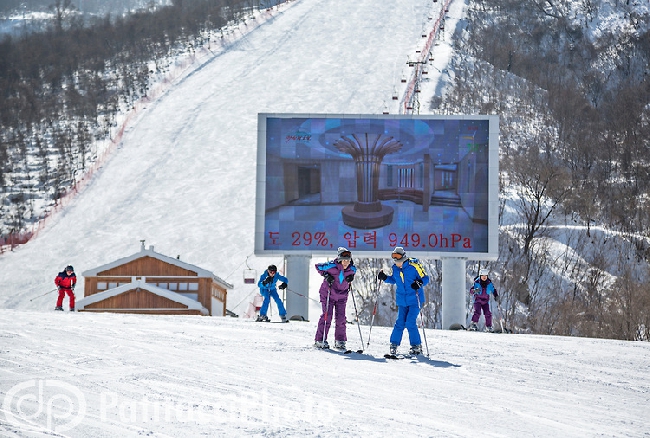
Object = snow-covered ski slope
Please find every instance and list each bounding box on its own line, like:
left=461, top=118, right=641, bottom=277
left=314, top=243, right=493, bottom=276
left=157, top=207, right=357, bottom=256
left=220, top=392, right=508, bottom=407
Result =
left=1, top=310, right=649, bottom=437
left=0, top=0, right=458, bottom=313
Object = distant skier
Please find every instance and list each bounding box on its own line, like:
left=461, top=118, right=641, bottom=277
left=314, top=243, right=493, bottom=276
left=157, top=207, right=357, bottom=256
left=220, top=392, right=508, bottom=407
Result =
left=377, top=247, right=429, bottom=356
left=314, top=247, right=356, bottom=350
left=55, top=265, right=76, bottom=311
left=256, top=265, right=289, bottom=322
left=469, top=268, right=499, bottom=332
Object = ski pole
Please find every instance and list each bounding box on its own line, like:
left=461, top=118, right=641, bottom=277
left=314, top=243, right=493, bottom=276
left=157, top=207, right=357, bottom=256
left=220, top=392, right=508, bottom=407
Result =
left=366, top=279, right=382, bottom=347
left=349, top=284, right=365, bottom=353
left=322, top=284, right=332, bottom=346
left=30, top=288, right=58, bottom=302
left=467, top=291, right=475, bottom=329
left=496, top=299, right=508, bottom=333
left=415, top=290, right=430, bottom=358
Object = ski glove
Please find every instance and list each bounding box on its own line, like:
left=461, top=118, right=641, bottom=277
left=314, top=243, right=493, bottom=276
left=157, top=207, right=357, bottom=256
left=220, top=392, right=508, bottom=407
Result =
left=324, top=273, right=335, bottom=285
left=377, top=271, right=387, bottom=281
left=262, top=276, right=272, bottom=286
left=278, top=282, right=287, bottom=290
left=345, top=274, right=355, bottom=283
left=411, top=279, right=423, bottom=290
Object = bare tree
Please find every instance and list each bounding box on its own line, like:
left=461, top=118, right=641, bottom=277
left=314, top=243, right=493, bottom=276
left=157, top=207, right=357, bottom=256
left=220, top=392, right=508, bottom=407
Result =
left=509, top=143, right=571, bottom=259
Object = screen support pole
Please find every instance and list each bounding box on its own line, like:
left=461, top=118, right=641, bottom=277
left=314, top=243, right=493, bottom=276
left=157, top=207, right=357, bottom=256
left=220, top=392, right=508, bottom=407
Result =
left=284, top=255, right=310, bottom=321
left=441, top=257, right=467, bottom=329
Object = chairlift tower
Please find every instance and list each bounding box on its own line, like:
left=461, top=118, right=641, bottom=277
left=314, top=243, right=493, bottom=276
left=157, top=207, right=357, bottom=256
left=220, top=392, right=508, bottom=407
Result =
left=404, top=60, right=427, bottom=115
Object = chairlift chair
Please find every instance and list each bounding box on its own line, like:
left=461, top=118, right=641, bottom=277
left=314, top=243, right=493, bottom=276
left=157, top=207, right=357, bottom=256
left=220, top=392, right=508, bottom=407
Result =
left=243, top=269, right=257, bottom=284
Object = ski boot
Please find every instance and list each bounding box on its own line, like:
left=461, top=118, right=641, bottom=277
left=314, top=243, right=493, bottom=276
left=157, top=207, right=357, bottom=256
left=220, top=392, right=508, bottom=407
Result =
left=280, top=314, right=288, bottom=323
left=334, top=340, right=347, bottom=350
left=468, top=322, right=478, bottom=331
left=256, top=314, right=270, bottom=322
left=314, top=340, right=329, bottom=349
left=485, top=326, right=494, bottom=333
left=389, top=343, right=398, bottom=355
left=70, top=307, right=75, bottom=312
left=408, top=344, right=422, bottom=355
left=54, top=306, right=64, bottom=311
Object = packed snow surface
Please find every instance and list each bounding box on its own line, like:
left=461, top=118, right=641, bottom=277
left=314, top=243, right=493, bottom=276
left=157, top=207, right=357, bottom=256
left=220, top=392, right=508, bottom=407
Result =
left=1, top=310, right=649, bottom=437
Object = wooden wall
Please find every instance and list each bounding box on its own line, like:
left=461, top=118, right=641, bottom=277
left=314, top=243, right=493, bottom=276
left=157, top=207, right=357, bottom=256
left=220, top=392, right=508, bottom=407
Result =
left=83, top=257, right=228, bottom=316
left=84, top=289, right=184, bottom=309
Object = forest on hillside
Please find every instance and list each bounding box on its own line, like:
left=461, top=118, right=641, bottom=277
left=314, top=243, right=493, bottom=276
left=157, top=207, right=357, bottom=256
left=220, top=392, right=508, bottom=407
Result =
left=0, top=0, right=168, bottom=16
left=430, top=0, right=650, bottom=340
left=332, top=0, right=650, bottom=343
left=0, top=0, right=277, bottom=246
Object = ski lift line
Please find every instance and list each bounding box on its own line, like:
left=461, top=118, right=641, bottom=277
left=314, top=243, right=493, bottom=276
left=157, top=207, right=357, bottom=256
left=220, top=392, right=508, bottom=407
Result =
left=399, top=0, right=454, bottom=114
left=223, top=251, right=255, bottom=281
left=231, top=284, right=262, bottom=310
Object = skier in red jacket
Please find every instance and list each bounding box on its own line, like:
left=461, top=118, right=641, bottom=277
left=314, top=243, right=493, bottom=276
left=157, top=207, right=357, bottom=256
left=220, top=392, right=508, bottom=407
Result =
left=55, top=265, right=76, bottom=311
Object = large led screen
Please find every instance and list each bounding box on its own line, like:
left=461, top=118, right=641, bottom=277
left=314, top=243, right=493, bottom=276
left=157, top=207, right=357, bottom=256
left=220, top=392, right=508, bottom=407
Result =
left=255, top=114, right=499, bottom=259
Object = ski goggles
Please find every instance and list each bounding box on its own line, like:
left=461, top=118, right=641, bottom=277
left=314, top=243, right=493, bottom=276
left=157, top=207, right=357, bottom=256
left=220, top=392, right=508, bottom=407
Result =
left=338, top=251, right=352, bottom=259
left=391, top=252, right=406, bottom=261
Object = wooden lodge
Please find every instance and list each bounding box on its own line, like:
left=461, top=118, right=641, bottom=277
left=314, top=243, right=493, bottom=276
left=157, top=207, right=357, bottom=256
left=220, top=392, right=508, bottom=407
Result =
left=77, top=243, right=232, bottom=316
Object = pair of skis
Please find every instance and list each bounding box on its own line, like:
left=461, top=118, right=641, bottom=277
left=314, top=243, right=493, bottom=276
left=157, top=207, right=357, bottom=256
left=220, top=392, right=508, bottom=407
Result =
left=315, top=345, right=363, bottom=355
left=314, top=343, right=425, bottom=361
left=384, top=353, right=422, bottom=360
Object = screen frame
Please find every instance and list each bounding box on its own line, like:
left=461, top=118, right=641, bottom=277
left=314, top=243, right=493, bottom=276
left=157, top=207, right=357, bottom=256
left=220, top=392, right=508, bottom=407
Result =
left=255, top=113, right=499, bottom=260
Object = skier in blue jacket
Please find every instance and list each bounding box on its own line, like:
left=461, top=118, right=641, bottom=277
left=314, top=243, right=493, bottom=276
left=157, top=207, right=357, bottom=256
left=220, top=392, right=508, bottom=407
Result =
left=378, top=247, right=429, bottom=356
left=256, top=265, right=288, bottom=322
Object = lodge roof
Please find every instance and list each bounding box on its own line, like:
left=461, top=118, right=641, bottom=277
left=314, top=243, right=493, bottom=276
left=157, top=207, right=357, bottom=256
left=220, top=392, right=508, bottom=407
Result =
left=82, top=244, right=233, bottom=290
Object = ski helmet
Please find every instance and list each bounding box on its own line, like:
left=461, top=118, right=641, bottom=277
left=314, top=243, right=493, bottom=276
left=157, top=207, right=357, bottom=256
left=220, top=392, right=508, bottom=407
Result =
left=65, top=265, right=74, bottom=272
left=479, top=269, right=489, bottom=276
left=268, top=265, right=277, bottom=273
left=391, top=247, right=406, bottom=262
left=337, top=247, right=352, bottom=261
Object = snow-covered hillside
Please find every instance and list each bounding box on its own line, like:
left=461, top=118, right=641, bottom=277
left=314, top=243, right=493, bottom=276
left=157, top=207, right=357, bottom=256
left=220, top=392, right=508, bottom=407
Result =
left=0, top=0, right=462, bottom=316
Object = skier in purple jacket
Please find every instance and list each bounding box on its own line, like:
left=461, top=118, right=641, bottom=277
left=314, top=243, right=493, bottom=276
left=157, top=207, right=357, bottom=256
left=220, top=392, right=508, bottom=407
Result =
left=469, top=268, right=499, bottom=332
left=314, top=247, right=357, bottom=350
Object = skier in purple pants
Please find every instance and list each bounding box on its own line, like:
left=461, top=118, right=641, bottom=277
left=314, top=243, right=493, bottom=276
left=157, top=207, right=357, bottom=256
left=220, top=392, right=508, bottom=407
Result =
left=469, top=269, right=499, bottom=332
left=314, top=247, right=357, bottom=350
